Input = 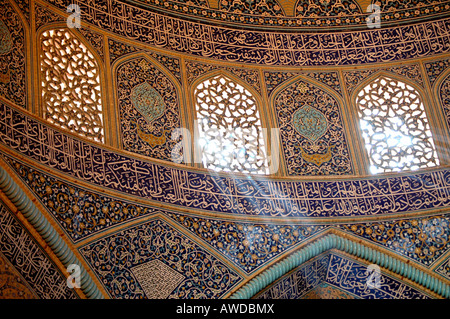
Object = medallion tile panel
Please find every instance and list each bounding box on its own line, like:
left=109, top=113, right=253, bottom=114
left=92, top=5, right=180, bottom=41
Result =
left=116, top=57, right=182, bottom=161
left=11, top=0, right=30, bottom=22
left=61, top=0, right=450, bottom=30
left=274, top=80, right=353, bottom=176
left=3, top=156, right=160, bottom=243
left=343, top=64, right=424, bottom=94
left=35, top=3, right=65, bottom=29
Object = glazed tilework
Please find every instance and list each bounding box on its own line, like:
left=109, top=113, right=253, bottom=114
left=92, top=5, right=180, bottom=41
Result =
left=340, top=215, right=450, bottom=266
left=1, top=102, right=450, bottom=218
left=3, top=156, right=160, bottom=242
left=256, top=252, right=331, bottom=299
left=439, top=72, right=450, bottom=132
left=79, top=218, right=242, bottom=299
left=186, top=61, right=261, bottom=94
left=256, top=252, right=432, bottom=299
left=0, top=252, right=36, bottom=299
left=11, top=0, right=30, bottom=22
left=0, top=0, right=26, bottom=108
left=167, top=212, right=326, bottom=273
left=109, top=39, right=182, bottom=83
left=35, top=4, right=65, bottom=30
left=7, top=155, right=450, bottom=278
left=274, top=79, right=353, bottom=176
left=0, top=200, right=79, bottom=299
left=77, top=0, right=449, bottom=30
left=264, top=71, right=342, bottom=97
left=425, top=58, right=450, bottom=86
left=116, top=57, right=182, bottom=160
left=343, top=64, right=424, bottom=94
left=42, top=0, right=450, bottom=66
left=434, top=257, right=450, bottom=280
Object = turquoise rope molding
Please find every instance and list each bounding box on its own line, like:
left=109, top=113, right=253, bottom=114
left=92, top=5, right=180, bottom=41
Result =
left=0, top=165, right=104, bottom=299
left=229, top=233, right=450, bottom=299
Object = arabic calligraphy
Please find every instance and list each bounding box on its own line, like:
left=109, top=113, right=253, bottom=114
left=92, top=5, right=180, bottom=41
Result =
left=0, top=201, right=78, bottom=299
left=42, top=0, right=450, bottom=66
left=1, top=102, right=450, bottom=218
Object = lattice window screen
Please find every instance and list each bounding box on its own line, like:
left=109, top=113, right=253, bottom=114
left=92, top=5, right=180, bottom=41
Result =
left=194, top=75, right=269, bottom=174
left=356, top=76, right=439, bottom=174
left=40, top=29, right=104, bottom=143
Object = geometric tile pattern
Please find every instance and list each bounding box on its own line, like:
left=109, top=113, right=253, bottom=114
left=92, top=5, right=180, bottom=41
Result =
left=116, top=57, right=182, bottom=161
left=131, top=259, right=185, bottom=299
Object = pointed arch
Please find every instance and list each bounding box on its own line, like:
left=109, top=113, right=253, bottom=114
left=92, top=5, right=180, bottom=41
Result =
left=352, top=72, right=439, bottom=174
left=37, top=25, right=105, bottom=143
left=270, top=75, right=354, bottom=176
left=229, top=230, right=450, bottom=299
left=113, top=53, right=184, bottom=162
left=190, top=70, right=270, bottom=174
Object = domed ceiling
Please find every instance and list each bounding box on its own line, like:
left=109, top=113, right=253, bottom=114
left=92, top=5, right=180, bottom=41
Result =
left=0, top=0, right=449, bottom=301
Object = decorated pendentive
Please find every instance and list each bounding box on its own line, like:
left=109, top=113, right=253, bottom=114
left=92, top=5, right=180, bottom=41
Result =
left=117, top=57, right=181, bottom=160
left=275, top=80, right=353, bottom=175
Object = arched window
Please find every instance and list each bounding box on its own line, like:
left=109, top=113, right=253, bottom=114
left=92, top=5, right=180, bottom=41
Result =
left=356, top=76, right=439, bottom=174
left=193, top=74, right=269, bottom=174
left=40, top=28, right=104, bottom=143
